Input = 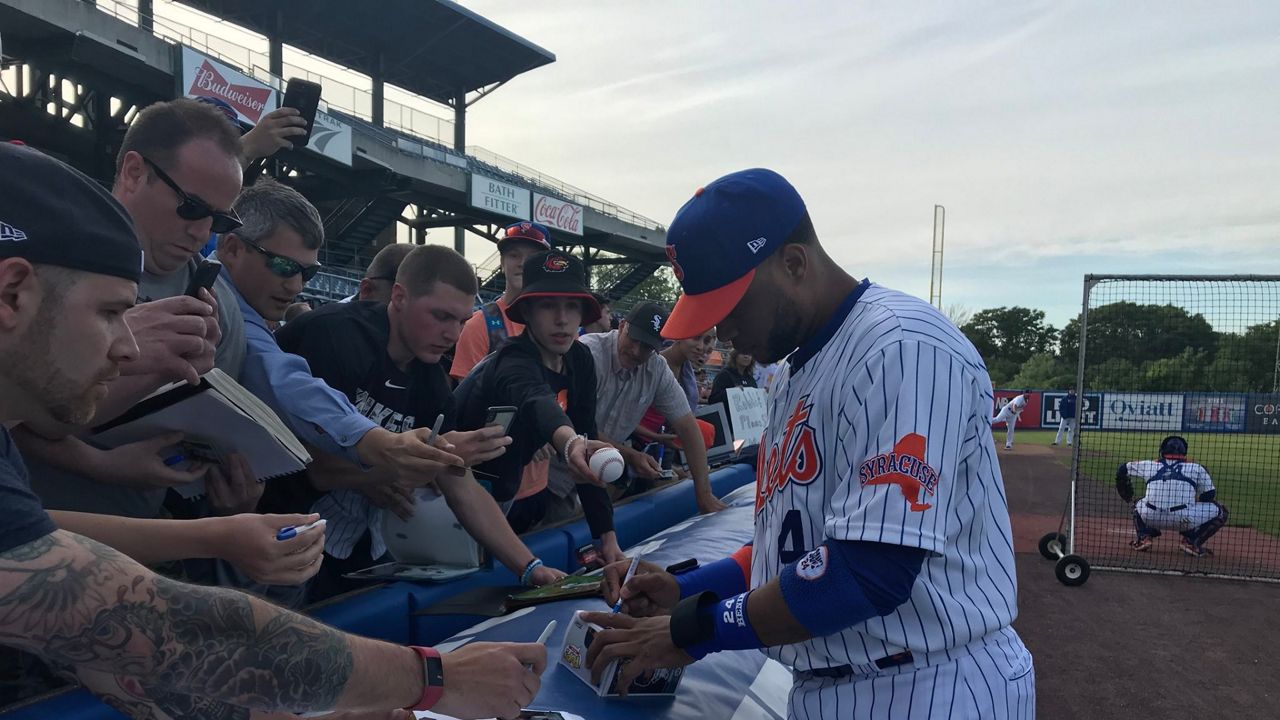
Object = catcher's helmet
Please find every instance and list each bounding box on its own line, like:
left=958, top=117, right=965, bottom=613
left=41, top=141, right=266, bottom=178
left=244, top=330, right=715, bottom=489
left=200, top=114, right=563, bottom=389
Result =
left=1160, top=435, right=1188, bottom=459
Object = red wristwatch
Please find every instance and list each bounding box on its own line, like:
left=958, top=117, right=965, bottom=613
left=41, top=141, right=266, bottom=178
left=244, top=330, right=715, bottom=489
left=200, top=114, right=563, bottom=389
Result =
left=406, top=646, right=445, bottom=711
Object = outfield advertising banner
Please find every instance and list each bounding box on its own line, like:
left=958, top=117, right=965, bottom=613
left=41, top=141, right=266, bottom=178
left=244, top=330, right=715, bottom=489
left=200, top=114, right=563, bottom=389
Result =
left=1040, top=392, right=1101, bottom=429
left=1183, top=393, right=1247, bottom=433
left=992, top=390, right=1040, bottom=428
left=1101, top=392, right=1184, bottom=432
left=1247, top=394, right=1280, bottom=434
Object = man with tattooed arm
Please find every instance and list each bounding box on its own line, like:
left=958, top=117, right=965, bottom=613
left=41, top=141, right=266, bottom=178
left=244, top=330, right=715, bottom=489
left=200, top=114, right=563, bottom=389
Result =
left=0, top=145, right=544, bottom=719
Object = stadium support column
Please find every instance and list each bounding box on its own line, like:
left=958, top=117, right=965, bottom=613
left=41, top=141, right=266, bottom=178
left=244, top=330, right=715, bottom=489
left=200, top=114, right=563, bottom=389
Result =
left=453, top=89, right=466, bottom=255
left=372, top=52, right=385, bottom=127
left=138, top=0, right=153, bottom=32
left=268, top=9, right=283, bottom=78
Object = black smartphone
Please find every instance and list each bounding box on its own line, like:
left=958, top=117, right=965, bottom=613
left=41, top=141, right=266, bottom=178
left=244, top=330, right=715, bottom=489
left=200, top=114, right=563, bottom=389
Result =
left=185, top=259, right=222, bottom=298
left=575, top=542, right=604, bottom=572
left=280, top=77, right=322, bottom=149
left=484, top=405, right=518, bottom=434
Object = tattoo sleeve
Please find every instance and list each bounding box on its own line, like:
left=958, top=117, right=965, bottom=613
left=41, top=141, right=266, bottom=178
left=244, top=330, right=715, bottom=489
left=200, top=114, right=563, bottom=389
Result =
left=52, top=663, right=251, bottom=720
left=0, top=530, right=353, bottom=713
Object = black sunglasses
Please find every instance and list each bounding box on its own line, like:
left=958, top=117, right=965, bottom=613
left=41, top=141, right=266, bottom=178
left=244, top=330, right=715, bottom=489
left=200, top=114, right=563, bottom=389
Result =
left=141, top=156, right=243, bottom=234
left=238, top=237, right=322, bottom=282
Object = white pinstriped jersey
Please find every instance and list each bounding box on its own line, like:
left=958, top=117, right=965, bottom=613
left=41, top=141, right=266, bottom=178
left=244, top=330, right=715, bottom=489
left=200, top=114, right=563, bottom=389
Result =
left=752, top=283, right=1019, bottom=672
left=1125, top=460, right=1214, bottom=510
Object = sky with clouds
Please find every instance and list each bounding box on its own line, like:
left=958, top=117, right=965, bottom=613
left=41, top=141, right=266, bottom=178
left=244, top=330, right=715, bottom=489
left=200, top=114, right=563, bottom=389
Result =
left=453, top=1, right=1279, bottom=328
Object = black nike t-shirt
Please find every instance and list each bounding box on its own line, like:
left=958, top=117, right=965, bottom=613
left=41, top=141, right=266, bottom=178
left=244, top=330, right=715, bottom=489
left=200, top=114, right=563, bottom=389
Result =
left=265, top=301, right=456, bottom=524
left=276, top=301, right=456, bottom=434
left=0, top=427, right=57, bottom=554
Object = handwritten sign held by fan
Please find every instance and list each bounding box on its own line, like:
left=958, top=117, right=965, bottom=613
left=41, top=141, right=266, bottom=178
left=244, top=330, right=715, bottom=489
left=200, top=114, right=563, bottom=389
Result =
left=726, top=387, right=769, bottom=447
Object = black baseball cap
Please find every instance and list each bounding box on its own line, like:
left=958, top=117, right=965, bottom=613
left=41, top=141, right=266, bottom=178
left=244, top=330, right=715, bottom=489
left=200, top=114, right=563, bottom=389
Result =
left=505, top=250, right=601, bottom=326
left=0, top=143, right=142, bottom=283
left=624, top=301, right=670, bottom=350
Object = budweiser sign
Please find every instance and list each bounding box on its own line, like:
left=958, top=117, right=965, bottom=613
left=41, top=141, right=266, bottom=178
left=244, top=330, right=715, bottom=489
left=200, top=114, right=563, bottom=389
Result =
left=179, top=47, right=278, bottom=126
left=189, top=61, right=271, bottom=122
left=533, top=193, right=584, bottom=236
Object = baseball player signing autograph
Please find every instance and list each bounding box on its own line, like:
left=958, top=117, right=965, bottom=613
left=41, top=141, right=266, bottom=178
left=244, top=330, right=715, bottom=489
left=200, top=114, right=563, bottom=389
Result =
left=580, top=169, right=1034, bottom=719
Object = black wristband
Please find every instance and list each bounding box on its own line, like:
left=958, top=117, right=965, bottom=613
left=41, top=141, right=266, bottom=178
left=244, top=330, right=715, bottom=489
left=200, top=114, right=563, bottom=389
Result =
left=669, top=591, right=718, bottom=649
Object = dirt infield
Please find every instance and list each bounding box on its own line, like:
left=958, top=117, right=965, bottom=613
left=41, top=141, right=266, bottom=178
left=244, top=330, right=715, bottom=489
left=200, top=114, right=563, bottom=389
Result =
left=1002, top=444, right=1279, bottom=718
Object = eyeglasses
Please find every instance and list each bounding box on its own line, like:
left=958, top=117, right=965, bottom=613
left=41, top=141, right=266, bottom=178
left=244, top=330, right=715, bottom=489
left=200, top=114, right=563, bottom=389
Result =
left=141, top=156, right=243, bottom=234
left=239, top=237, right=322, bottom=281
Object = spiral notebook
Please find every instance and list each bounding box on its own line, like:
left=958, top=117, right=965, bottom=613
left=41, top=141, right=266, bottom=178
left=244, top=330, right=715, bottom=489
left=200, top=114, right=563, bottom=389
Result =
left=90, top=368, right=310, bottom=496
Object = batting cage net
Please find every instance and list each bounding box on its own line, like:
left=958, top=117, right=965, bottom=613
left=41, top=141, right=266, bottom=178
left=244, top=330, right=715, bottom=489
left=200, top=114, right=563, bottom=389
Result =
left=1067, top=275, right=1280, bottom=582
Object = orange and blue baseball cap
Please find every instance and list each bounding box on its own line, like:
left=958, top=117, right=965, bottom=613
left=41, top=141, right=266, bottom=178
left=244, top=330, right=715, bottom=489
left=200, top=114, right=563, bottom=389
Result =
left=498, top=221, right=553, bottom=253
left=661, top=168, right=807, bottom=339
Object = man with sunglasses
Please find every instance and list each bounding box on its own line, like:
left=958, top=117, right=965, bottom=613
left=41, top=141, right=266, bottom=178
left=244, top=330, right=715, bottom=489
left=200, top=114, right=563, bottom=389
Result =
left=21, top=99, right=254, bottom=523
left=0, top=143, right=548, bottom=720
left=214, top=183, right=488, bottom=591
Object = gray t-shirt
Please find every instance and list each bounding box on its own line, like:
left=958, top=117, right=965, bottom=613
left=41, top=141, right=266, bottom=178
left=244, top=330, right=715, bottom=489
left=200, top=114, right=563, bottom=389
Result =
left=28, top=258, right=245, bottom=518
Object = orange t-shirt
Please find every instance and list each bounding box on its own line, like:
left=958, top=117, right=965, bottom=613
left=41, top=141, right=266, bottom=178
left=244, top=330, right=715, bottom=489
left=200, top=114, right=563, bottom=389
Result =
left=450, top=298, right=548, bottom=501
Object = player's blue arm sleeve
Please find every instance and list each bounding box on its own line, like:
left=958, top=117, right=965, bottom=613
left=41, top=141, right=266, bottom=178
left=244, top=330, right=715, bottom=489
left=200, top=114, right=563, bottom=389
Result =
left=675, top=544, right=752, bottom=600
left=778, top=540, right=926, bottom=637
left=1200, top=489, right=1217, bottom=502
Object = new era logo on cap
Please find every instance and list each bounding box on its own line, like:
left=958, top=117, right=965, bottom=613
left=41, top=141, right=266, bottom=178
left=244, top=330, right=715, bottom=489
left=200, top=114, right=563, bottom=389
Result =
left=661, top=168, right=807, bottom=339
left=0, top=221, right=28, bottom=243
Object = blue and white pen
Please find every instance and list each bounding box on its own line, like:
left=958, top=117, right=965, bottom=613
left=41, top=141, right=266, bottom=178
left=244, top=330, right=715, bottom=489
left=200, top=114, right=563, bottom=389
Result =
left=611, top=556, right=641, bottom=613
left=275, top=518, right=326, bottom=541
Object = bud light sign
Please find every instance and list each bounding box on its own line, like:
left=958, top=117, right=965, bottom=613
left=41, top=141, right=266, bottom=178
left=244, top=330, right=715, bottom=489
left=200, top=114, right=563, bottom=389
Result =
left=1101, top=392, right=1184, bottom=432
left=1040, top=392, right=1101, bottom=429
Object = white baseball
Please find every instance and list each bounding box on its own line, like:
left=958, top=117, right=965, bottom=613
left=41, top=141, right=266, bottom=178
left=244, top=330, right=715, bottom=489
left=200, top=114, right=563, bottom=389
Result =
left=588, top=447, right=625, bottom=484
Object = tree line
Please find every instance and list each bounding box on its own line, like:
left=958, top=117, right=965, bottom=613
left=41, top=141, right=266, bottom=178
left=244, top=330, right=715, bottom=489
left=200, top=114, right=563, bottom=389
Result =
left=959, top=303, right=1280, bottom=393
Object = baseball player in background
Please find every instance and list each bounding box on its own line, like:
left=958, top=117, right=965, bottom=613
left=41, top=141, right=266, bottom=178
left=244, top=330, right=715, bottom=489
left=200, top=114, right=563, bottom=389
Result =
left=991, top=390, right=1030, bottom=450
left=1052, top=388, right=1078, bottom=446
left=1115, top=435, right=1228, bottom=558
left=580, top=168, right=1033, bottom=719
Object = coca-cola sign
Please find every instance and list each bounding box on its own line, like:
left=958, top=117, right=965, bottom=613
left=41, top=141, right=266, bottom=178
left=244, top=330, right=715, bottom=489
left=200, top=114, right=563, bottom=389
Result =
left=533, top=193, right=584, bottom=236
left=179, top=46, right=277, bottom=126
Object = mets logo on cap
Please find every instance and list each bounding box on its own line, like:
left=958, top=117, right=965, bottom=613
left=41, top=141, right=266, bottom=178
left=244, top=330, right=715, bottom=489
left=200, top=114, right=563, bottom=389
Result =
left=543, top=254, right=570, bottom=272
left=665, top=245, right=685, bottom=282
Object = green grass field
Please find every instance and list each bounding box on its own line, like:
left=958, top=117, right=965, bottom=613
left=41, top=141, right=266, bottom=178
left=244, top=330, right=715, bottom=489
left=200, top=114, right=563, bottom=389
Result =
left=1010, top=429, right=1280, bottom=536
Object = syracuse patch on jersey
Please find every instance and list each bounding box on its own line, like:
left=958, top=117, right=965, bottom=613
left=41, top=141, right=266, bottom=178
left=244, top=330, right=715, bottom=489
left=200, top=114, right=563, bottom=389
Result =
left=859, top=432, right=939, bottom=512
left=751, top=283, right=1021, bottom=674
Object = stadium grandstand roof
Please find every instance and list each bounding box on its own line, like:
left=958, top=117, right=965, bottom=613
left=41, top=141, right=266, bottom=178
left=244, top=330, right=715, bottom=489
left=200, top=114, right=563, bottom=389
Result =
left=172, top=0, right=556, bottom=105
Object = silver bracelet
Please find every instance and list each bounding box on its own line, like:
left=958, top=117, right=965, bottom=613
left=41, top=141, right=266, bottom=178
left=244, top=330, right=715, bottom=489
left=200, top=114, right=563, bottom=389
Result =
left=562, top=434, right=585, bottom=465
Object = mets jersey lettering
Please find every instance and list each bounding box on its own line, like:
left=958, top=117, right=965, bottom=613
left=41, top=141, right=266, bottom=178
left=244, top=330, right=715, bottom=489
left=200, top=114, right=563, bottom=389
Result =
left=756, top=396, right=823, bottom=512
